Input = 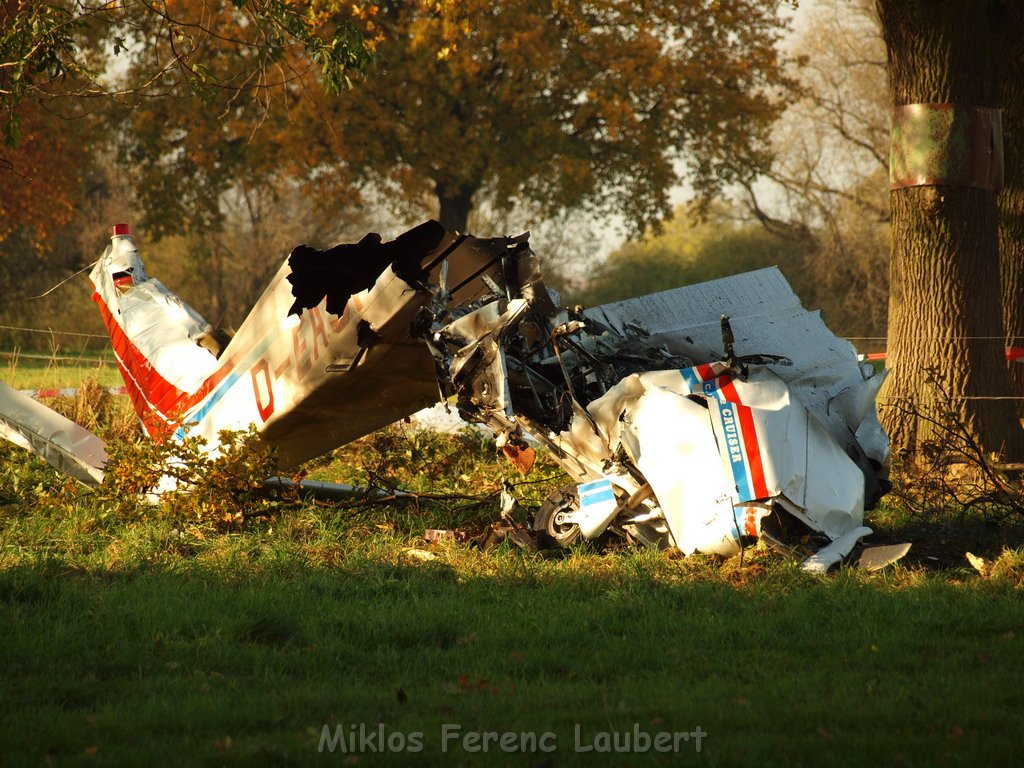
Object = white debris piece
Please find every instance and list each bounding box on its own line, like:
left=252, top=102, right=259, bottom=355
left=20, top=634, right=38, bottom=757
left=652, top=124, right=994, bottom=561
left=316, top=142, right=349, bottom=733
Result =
left=801, top=526, right=873, bottom=574
left=586, top=267, right=889, bottom=466
left=572, top=363, right=866, bottom=556
left=0, top=381, right=107, bottom=486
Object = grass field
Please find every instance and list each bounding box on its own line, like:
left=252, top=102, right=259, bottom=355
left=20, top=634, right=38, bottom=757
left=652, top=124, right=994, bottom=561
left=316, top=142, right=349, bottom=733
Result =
left=2, top=365, right=1024, bottom=766
left=2, top=352, right=123, bottom=391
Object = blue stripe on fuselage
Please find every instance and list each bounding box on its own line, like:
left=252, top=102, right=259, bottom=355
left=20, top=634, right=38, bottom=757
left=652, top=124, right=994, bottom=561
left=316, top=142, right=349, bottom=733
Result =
left=173, top=330, right=279, bottom=439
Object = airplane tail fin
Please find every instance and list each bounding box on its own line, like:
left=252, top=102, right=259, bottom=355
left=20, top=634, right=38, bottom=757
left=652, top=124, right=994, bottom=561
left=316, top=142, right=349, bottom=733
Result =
left=89, top=225, right=222, bottom=435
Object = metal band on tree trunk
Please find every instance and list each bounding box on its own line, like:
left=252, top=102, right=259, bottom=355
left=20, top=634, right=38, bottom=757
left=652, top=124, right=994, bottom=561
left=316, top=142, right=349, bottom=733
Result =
left=890, top=104, right=1003, bottom=191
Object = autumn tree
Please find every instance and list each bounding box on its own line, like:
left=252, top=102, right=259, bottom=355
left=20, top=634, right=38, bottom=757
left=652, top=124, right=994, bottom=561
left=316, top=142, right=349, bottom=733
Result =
left=875, top=0, right=1021, bottom=458
left=300, top=0, right=794, bottom=234
left=0, top=103, right=90, bottom=247
left=745, top=0, right=890, bottom=340
left=0, top=0, right=370, bottom=235
left=0, top=1, right=371, bottom=141
left=106, top=1, right=383, bottom=324
left=1, top=0, right=373, bottom=333
left=1, top=1, right=109, bottom=246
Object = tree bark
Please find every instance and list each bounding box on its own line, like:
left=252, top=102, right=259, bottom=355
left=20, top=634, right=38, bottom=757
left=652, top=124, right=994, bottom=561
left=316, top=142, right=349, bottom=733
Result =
left=998, top=2, right=1024, bottom=396
left=876, top=0, right=1023, bottom=459
left=436, top=182, right=475, bottom=233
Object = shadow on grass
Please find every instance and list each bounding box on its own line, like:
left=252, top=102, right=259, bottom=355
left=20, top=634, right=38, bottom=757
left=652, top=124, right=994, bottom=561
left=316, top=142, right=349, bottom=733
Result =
left=869, top=503, right=1024, bottom=569
left=2, top=557, right=1023, bottom=767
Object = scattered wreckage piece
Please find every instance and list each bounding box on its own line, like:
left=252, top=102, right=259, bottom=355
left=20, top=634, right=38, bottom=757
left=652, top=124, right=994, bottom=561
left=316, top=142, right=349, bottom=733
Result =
left=89, top=223, right=446, bottom=468
left=856, top=542, right=913, bottom=573
left=423, top=528, right=470, bottom=544
left=586, top=268, right=890, bottom=505
left=801, top=526, right=874, bottom=574
left=289, top=221, right=897, bottom=571
left=1, top=223, right=439, bottom=493
left=0, top=221, right=546, bottom=500
left=262, top=476, right=414, bottom=501
left=0, top=381, right=107, bottom=486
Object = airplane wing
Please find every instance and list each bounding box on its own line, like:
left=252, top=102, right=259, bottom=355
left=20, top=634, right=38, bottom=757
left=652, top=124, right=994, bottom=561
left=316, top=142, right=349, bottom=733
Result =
left=0, top=381, right=107, bottom=486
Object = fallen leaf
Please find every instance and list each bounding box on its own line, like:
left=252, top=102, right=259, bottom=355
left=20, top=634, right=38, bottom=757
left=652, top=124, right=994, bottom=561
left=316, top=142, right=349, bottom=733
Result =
left=502, top=443, right=536, bottom=474
left=456, top=676, right=500, bottom=694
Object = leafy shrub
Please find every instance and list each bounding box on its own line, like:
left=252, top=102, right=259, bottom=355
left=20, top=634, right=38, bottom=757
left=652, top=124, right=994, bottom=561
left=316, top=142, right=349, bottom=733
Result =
left=97, top=425, right=285, bottom=529
left=325, top=422, right=567, bottom=503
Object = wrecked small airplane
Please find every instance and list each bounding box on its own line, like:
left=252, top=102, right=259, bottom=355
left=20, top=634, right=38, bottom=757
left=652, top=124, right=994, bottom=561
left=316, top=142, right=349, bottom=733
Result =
left=0, top=221, right=896, bottom=570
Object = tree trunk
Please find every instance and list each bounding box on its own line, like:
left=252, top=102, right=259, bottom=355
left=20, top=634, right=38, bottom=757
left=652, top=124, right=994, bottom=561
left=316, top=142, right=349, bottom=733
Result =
left=876, top=0, right=1023, bottom=459
left=436, top=182, right=475, bottom=233
left=998, top=2, right=1024, bottom=396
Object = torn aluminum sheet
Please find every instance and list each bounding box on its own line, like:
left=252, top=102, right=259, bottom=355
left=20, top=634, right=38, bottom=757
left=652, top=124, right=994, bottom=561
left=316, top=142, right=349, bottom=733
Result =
left=585, top=364, right=868, bottom=556
left=88, top=223, right=444, bottom=467
left=586, top=269, right=890, bottom=497
left=74, top=221, right=530, bottom=474
left=290, top=221, right=892, bottom=567
left=0, top=381, right=107, bottom=486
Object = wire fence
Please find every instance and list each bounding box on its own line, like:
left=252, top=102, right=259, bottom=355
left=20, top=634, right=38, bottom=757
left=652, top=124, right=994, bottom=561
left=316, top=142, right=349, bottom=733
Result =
left=0, top=350, right=115, bottom=365
left=7, top=322, right=1024, bottom=346
left=846, top=335, right=1024, bottom=342
left=0, top=324, right=108, bottom=340
left=5, top=324, right=1024, bottom=401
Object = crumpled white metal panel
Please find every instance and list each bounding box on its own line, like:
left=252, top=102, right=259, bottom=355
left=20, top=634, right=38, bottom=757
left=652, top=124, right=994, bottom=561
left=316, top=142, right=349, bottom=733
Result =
left=0, top=381, right=107, bottom=486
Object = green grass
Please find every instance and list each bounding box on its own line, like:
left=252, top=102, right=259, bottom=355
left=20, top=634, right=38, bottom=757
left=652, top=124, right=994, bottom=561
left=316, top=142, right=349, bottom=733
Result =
left=2, top=354, right=123, bottom=391
left=2, top=360, right=1024, bottom=765
left=3, top=437, right=1024, bottom=767
left=0, top=528, right=1019, bottom=768
left=2, top=554, right=1022, bottom=767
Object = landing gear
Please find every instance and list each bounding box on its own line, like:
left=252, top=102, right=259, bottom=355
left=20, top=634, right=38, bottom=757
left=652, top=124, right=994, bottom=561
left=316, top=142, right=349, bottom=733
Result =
left=533, top=484, right=582, bottom=547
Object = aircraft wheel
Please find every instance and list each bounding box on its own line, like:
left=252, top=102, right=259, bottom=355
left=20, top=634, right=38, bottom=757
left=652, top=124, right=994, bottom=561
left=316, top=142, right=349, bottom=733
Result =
left=534, top=484, right=582, bottom=548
